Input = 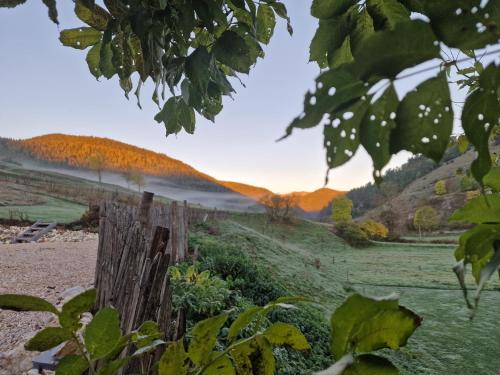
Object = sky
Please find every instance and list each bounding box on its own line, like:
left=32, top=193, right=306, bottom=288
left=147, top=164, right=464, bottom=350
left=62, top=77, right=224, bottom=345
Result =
left=0, top=1, right=468, bottom=193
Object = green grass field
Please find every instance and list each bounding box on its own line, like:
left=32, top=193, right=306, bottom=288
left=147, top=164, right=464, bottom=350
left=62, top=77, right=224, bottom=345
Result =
left=196, top=213, right=500, bottom=375
left=0, top=196, right=87, bottom=224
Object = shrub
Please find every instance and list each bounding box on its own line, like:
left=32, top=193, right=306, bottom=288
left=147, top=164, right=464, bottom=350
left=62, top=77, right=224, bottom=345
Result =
left=434, top=180, right=447, bottom=195
left=359, top=220, right=389, bottom=240
left=331, top=195, right=353, bottom=223
left=333, top=222, right=371, bottom=248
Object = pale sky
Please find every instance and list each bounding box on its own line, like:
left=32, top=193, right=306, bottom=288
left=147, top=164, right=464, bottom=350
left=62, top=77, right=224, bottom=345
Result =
left=0, top=1, right=469, bottom=193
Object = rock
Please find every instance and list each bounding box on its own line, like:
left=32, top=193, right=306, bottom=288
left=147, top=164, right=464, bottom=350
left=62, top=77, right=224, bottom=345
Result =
left=0, top=342, right=36, bottom=375
left=27, top=369, right=40, bottom=375
left=59, top=286, right=85, bottom=305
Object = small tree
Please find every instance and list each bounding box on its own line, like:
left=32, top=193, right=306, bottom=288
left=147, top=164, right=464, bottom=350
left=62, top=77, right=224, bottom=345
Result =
left=122, top=169, right=133, bottom=189
left=130, top=170, right=145, bottom=192
left=259, top=194, right=298, bottom=223
left=88, top=152, right=106, bottom=184
left=413, top=206, right=440, bottom=238
left=359, top=220, right=389, bottom=240
left=378, top=209, right=399, bottom=237
left=434, top=180, right=447, bottom=195
left=331, top=196, right=353, bottom=223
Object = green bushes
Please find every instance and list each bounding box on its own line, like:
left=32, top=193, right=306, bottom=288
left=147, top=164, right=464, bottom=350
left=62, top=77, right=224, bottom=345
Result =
left=189, top=230, right=332, bottom=373
left=434, top=180, right=447, bottom=195
left=333, top=222, right=371, bottom=248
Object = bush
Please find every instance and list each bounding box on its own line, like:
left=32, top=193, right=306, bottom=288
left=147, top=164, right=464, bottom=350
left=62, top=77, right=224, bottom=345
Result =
left=333, top=222, right=371, bottom=248
left=434, top=180, right=447, bottom=195
left=359, top=220, right=389, bottom=240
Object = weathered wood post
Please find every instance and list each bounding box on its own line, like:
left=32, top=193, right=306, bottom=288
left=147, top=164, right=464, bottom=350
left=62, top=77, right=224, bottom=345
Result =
left=94, top=191, right=189, bottom=372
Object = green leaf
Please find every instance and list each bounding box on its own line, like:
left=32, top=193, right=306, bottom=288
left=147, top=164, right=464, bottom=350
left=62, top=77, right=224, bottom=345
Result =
left=390, top=71, right=453, bottom=162
left=311, top=0, right=354, bottom=19
left=457, top=134, right=469, bottom=153
left=450, top=195, right=500, bottom=224
left=0, top=294, right=58, bottom=314
left=56, top=355, right=89, bottom=375
left=132, top=320, right=161, bottom=348
left=343, top=354, right=399, bottom=375
left=86, top=42, right=102, bottom=79
left=263, top=322, right=310, bottom=350
left=324, top=100, right=369, bottom=168
left=41, top=0, right=58, bottom=24
left=350, top=8, right=375, bottom=52
left=185, top=47, right=212, bottom=94
left=99, top=41, right=115, bottom=79
left=353, top=20, right=439, bottom=79
left=60, top=289, right=96, bottom=331
left=328, top=36, right=353, bottom=69
left=360, top=85, right=398, bottom=181
left=366, top=0, right=410, bottom=30
left=25, top=327, right=72, bottom=352
left=228, top=306, right=263, bottom=341
left=154, top=96, right=196, bottom=136
left=159, top=339, right=188, bottom=375
left=255, top=336, right=275, bottom=375
left=330, top=293, right=421, bottom=359
left=132, top=339, right=165, bottom=356
left=203, top=353, right=236, bottom=375
left=84, top=307, right=122, bottom=360
left=285, top=65, right=367, bottom=136
left=484, top=168, right=500, bottom=191
left=462, top=64, right=500, bottom=184
left=75, top=0, right=110, bottom=31
left=111, top=32, right=134, bottom=80
left=230, top=340, right=257, bottom=374
left=310, top=16, right=349, bottom=68
left=96, top=357, right=131, bottom=375
left=188, top=313, right=228, bottom=366
left=256, top=4, right=276, bottom=44
left=269, top=2, right=292, bottom=35
left=0, top=1, right=27, bottom=8
left=213, top=31, right=254, bottom=74
left=59, top=27, right=102, bottom=50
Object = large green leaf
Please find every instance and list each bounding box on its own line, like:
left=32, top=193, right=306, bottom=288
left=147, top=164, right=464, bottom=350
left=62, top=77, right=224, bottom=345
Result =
left=230, top=340, right=257, bottom=374
left=132, top=320, right=161, bottom=348
left=263, top=322, right=310, bottom=350
left=328, top=36, right=353, bottom=69
left=84, top=307, right=121, bottom=360
left=96, top=357, right=131, bottom=375
left=256, top=4, right=276, bottom=44
left=158, top=339, right=188, bottom=375
left=185, top=47, right=212, bottom=94
left=353, top=20, right=439, bottom=79
left=60, top=289, right=96, bottom=330
left=344, top=354, right=399, bottom=375
left=25, top=327, right=72, bottom=352
left=99, top=41, right=115, bottom=79
left=0, top=294, right=58, bottom=314
left=330, top=293, right=420, bottom=359
left=360, top=85, right=398, bottom=181
left=75, top=0, right=110, bottom=31
left=310, top=16, right=350, bottom=68
left=269, top=2, right=292, bottom=35
left=227, top=306, right=263, bottom=341
left=60, top=27, right=102, bottom=50
left=86, top=42, right=102, bottom=79
left=285, top=65, right=367, bottom=135
left=188, top=313, right=228, bottom=366
left=213, top=31, right=254, bottom=74
left=254, top=336, right=275, bottom=375
left=349, top=8, right=374, bottom=53
left=450, top=195, right=500, bottom=224
left=56, top=355, right=89, bottom=375
left=366, top=0, right=410, bottom=30
left=484, top=168, right=500, bottom=191
left=203, top=353, right=236, bottom=375
left=111, top=32, right=134, bottom=80
left=462, top=64, right=500, bottom=183
left=155, top=96, right=196, bottom=136
left=311, top=0, right=354, bottom=19
left=324, top=100, right=369, bottom=168
left=390, top=71, right=453, bottom=162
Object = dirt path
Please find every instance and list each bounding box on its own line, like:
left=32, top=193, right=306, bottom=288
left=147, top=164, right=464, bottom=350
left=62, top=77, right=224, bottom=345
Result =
left=0, top=240, right=98, bottom=373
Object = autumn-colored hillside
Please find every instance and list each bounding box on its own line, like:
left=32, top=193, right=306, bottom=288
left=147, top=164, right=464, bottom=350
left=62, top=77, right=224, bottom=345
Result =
left=10, top=134, right=342, bottom=212
left=293, top=188, right=345, bottom=212
left=16, top=134, right=215, bottom=182
left=219, top=181, right=272, bottom=200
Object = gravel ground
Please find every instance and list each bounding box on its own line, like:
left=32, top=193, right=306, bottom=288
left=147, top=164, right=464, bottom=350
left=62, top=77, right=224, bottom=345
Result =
left=0, top=241, right=98, bottom=374
left=0, top=225, right=98, bottom=244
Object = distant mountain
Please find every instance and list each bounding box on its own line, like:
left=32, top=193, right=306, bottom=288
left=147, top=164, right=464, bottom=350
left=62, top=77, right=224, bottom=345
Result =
left=2, top=134, right=342, bottom=213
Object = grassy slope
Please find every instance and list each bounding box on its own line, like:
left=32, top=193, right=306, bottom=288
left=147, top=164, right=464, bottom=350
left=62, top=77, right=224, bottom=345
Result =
left=202, top=213, right=500, bottom=375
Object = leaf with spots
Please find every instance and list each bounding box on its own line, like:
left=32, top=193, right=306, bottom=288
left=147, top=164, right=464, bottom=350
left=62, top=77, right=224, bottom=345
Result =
left=263, top=322, right=310, bottom=350
left=187, top=312, right=228, bottom=366
left=75, top=0, right=110, bottom=31
left=86, top=42, right=102, bottom=79
left=60, top=27, right=102, bottom=50
left=390, top=71, right=453, bottom=162
left=158, top=339, right=188, bottom=375
left=285, top=65, right=368, bottom=136
left=462, top=64, right=500, bottom=184
left=343, top=354, right=399, bottom=375
left=256, top=4, right=276, bottom=45
left=203, top=353, right=236, bottom=375
left=309, top=16, right=350, bottom=68
left=360, top=85, right=398, bottom=182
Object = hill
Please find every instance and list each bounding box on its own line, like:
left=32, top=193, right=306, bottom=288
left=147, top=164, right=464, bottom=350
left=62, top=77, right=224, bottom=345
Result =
left=2, top=134, right=342, bottom=213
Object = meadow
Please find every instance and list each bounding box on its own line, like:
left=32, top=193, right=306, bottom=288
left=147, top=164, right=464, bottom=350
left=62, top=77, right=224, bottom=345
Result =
left=193, top=213, right=500, bottom=375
